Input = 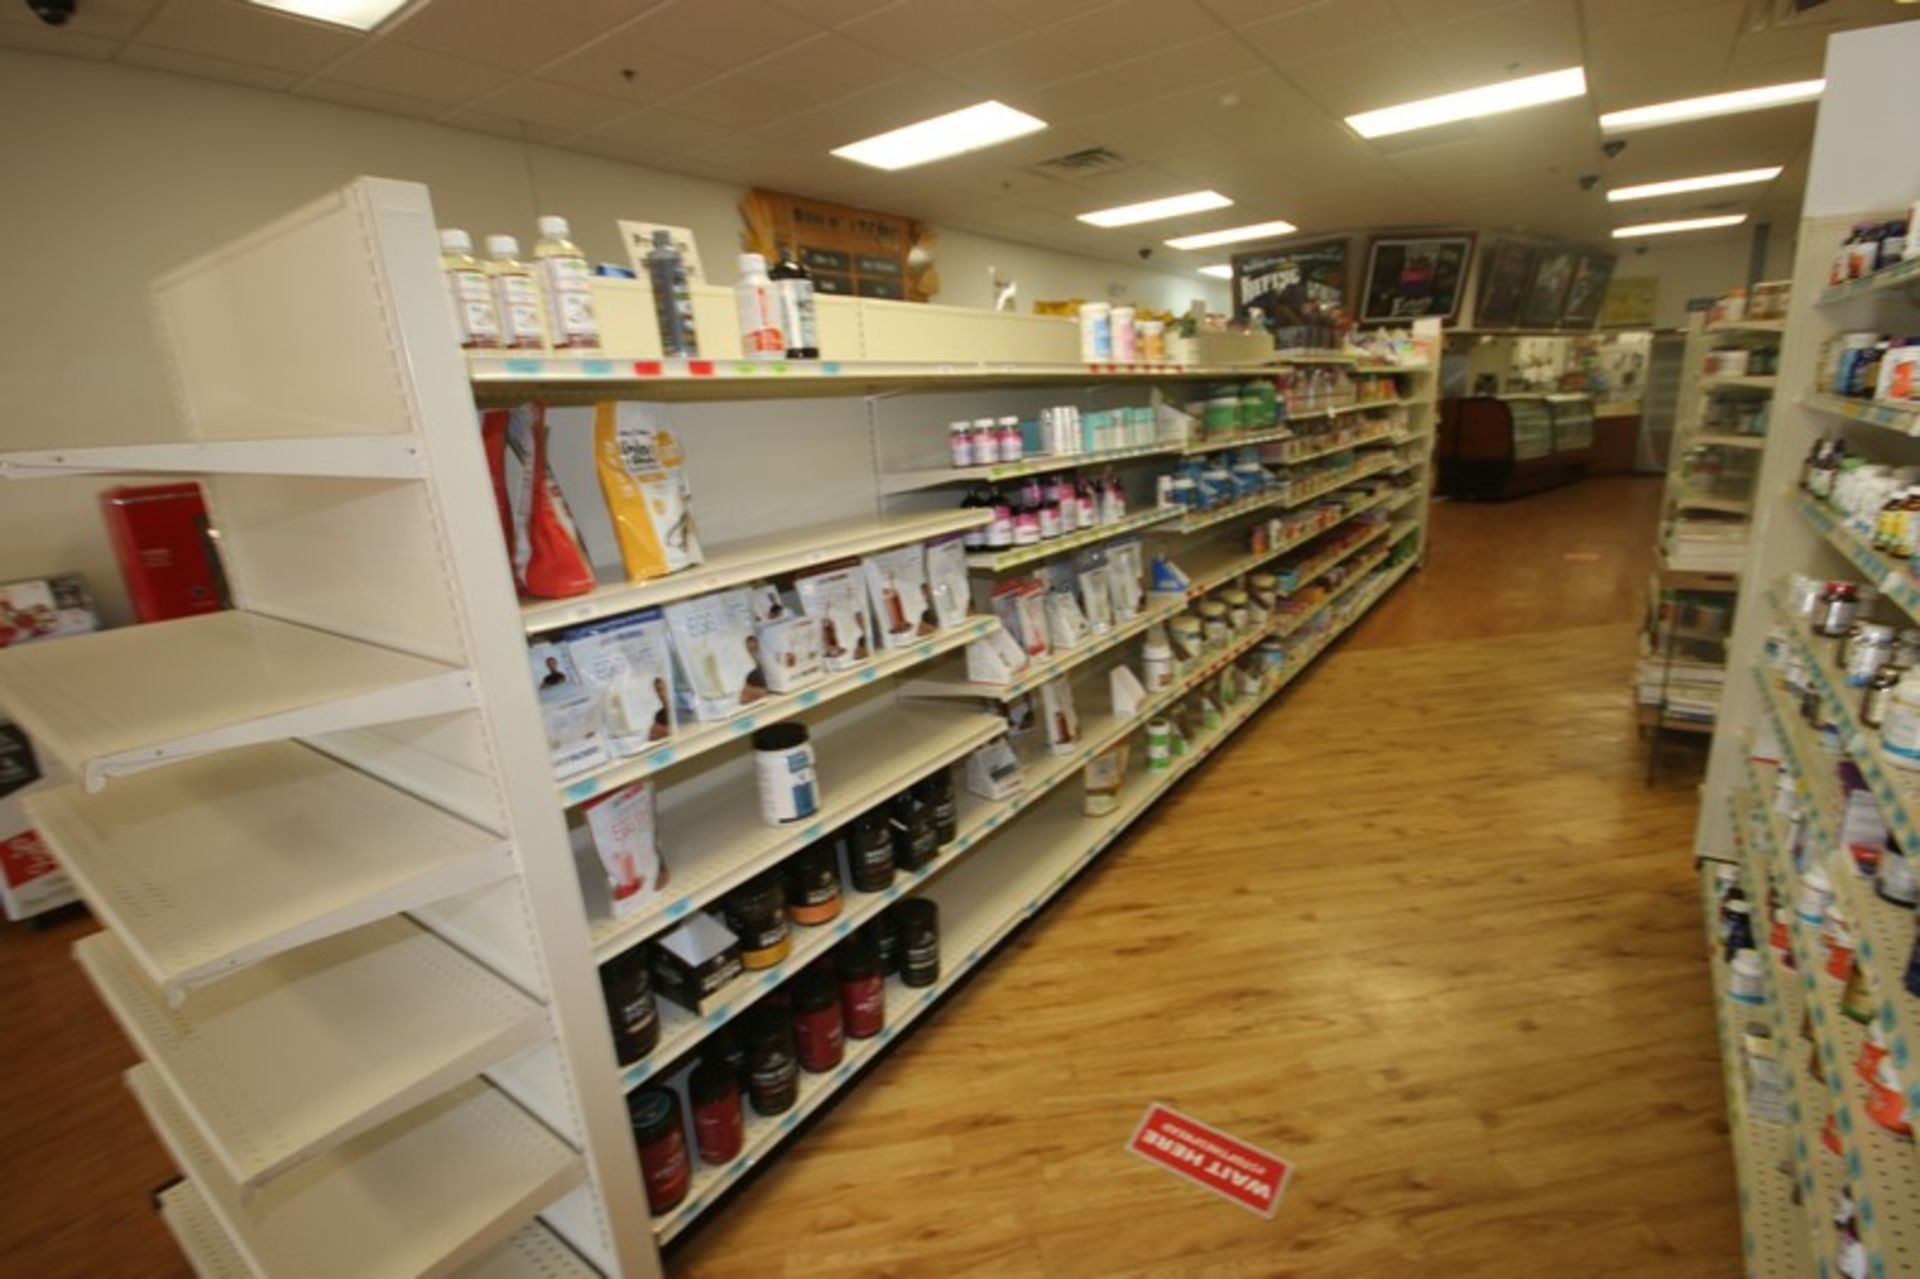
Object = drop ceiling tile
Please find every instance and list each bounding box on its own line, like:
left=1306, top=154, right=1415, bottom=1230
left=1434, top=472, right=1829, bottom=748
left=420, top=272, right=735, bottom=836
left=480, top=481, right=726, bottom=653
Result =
left=118, top=40, right=297, bottom=86
left=384, top=0, right=616, bottom=73
left=299, top=79, right=450, bottom=120
left=0, top=0, right=155, bottom=37
left=1023, top=31, right=1263, bottom=123
left=469, top=75, right=639, bottom=135
left=1043, top=0, right=1222, bottom=66
left=1236, top=0, right=1409, bottom=65
left=1410, top=0, right=1580, bottom=86
left=130, top=0, right=361, bottom=75
left=1196, top=0, right=1332, bottom=28
left=1277, top=34, right=1437, bottom=116
left=317, top=40, right=515, bottom=102
left=541, top=0, right=817, bottom=105
left=0, top=23, right=119, bottom=57
left=932, top=26, right=1098, bottom=98
left=1388, top=0, right=1533, bottom=25
left=440, top=105, right=573, bottom=145
left=1584, top=2, right=1739, bottom=92
left=656, top=31, right=909, bottom=130
left=983, top=0, right=1122, bottom=29
left=767, top=0, right=893, bottom=22
left=753, top=72, right=973, bottom=147
left=839, top=0, right=1027, bottom=62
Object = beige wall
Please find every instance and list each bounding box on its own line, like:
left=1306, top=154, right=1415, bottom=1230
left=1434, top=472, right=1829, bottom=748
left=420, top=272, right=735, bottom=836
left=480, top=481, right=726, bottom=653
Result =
left=0, top=50, right=1226, bottom=624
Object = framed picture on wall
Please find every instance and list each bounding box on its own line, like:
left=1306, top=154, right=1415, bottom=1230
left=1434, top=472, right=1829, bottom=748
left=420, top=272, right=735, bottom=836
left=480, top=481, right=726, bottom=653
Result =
left=1519, top=248, right=1579, bottom=328
left=1359, top=234, right=1475, bottom=324
left=1231, top=237, right=1349, bottom=331
left=1474, top=241, right=1534, bottom=328
left=1559, top=251, right=1618, bottom=329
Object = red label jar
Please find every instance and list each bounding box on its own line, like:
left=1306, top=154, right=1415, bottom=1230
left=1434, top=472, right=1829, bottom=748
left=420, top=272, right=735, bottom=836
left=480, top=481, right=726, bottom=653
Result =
left=628, top=1087, right=690, bottom=1215
left=688, top=1060, right=744, bottom=1166
left=792, top=969, right=846, bottom=1073
left=746, top=1004, right=799, bottom=1116
left=836, top=934, right=886, bottom=1040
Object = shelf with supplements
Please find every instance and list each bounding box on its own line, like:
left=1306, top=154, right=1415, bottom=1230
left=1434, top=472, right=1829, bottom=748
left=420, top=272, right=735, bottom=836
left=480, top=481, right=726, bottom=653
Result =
left=899, top=597, right=1183, bottom=705
left=647, top=553, right=1417, bottom=1243
left=522, top=508, right=990, bottom=635
left=1701, top=374, right=1781, bottom=394
left=1805, top=391, right=1920, bottom=437
left=1696, top=860, right=1815, bottom=1279
left=1267, top=421, right=1396, bottom=465
left=0, top=434, right=430, bottom=480
left=1792, top=490, right=1920, bottom=619
left=878, top=440, right=1180, bottom=495
left=1175, top=398, right=1411, bottom=458
left=961, top=506, right=1180, bottom=573
left=1709, top=318, right=1789, bottom=335
left=1172, top=453, right=1397, bottom=537
left=1173, top=484, right=1398, bottom=601
left=1821, top=255, right=1920, bottom=306
left=1692, top=432, right=1770, bottom=451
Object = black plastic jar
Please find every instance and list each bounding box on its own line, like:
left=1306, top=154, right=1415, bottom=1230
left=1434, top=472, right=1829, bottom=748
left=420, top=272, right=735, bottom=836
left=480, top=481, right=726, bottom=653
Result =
left=889, top=788, right=939, bottom=872
left=600, top=946, right=660, bottom=1066
left=845, top=811, right=896, bottom=893
left=708, top=1025, right=750, bottom=1098
left=899, top=898, right=940, bottom=989
left=836, top=933, right=886, bottom=1040
left=866, top=912, right=901, bottom=977
left=746, top=1003, right=800, bottom=1116
left=628, top=1088, right=690, bottom=1215
left=724, top=874, right=791, bottom=970
left=783, top=841, right=843, bottom=927
left=915, top=767, right=958, bottom=847
left=791, top=968, right=846, bottom=1073
left=689, top=1059, right=744, bottom=1167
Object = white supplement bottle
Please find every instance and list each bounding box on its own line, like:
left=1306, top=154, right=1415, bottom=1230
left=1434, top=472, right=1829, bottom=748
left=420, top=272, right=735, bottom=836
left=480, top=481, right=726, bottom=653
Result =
left=1880, top=667, right=1920, bottom=770
left=533, top=216, right=599, bottom=349
left=438, top=229, right=501, bottom=349
left=484, top=234, right=546, bottom=351
left=1079, top=302, right=1112, bottom=363
left=735, top=253, right=785, bottom=359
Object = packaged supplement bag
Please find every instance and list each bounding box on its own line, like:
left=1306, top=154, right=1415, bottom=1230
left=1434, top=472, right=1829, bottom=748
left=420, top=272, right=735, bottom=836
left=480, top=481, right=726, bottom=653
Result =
left=486, top=403, right=597, bottom=598
left=594, top=401, right=704, bottom=582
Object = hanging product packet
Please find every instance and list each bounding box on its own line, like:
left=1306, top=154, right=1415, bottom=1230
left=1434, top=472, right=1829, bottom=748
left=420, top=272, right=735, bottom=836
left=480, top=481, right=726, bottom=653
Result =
left=749, top=583, right=824, bottom=694
left=795, top=559, right=875, bottom=671
left=592, top=401, right=704, bottom=582
left=578, top=781, right=665, bottom=919
left=528, top=640, right=610, bottom=779
left=924, top=536, right=971, bottom=630
left=483, top=403, right=597, bottom=598
left=561, top=609, right=676, bottom=756
left=664, top=587, right=769, bottom=722
left=863, top=544, right=938, bottom=648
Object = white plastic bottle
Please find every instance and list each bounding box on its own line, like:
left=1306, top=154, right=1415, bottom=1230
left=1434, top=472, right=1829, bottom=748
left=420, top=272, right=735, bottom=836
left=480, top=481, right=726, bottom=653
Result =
left=438, top=229, right=501, bottom=349
left=735, top=253, right=785, bottom=360
left=484, top=234, right=546, bottom=351
left=1883, top=668, right=1920, bottom=770
left=533, top=215, right=599, bottom=349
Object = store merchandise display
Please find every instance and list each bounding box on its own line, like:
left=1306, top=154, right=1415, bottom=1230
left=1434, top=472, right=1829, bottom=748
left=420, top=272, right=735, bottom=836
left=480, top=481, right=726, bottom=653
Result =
left=0, top=178, right=1435, bottom=1276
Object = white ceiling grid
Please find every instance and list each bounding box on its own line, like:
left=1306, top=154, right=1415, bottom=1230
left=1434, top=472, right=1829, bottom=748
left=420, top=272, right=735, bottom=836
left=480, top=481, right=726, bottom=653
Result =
left=1, top=0, right=1908, bottom=267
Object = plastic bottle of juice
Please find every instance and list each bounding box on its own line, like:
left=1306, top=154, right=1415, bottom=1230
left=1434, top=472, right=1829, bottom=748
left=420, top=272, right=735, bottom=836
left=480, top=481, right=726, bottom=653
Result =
left=735, top=253, right=784, bottom=360
left=533, top=215, right=600, bottom=350
left=438, top=229, right=501, bottom=349
left=484, top=234, right=547, bottom=351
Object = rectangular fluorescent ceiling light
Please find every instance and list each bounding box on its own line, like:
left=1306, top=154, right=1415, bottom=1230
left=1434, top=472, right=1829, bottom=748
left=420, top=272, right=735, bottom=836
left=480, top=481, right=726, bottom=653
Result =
left=1345, top=67, right=1586, bottom=139
left=1613, top=214, right=1747, bottom=239
left=1607, top=167, right=1782, bottom=202
left=246, top=0, right=409, bottom=29
left=831, top=101, right=1047, bottom=171
left=1165, top=220, right=1298, bottom=250
left=1600, top=80, right=1824, bottom=132
left=1199, top=265, right=1234, bottom=279
left=1078, top=191, right=1232, bottom=228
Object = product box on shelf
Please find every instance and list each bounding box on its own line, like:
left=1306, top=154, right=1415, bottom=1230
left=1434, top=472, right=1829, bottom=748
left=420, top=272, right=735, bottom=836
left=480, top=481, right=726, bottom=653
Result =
left=651, top=913, right=744, bottom=1014
left=0, top=722, right=75, bottom=922
left=531, top=640, right=612, bottom=779
left=0, top=574, right=98, bottom=649
left=576, top=782, right=665, bottom=921
left=665, top=588, right=769, bottom=721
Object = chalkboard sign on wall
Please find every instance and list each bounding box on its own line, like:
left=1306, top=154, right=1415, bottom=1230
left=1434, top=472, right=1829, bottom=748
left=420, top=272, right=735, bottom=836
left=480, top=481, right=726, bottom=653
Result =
left=1360, top=234, right=1475, bottom=324
left=1519, top=248, right=1580, bottom=329
left=1559, top=251, right=1618, bottom=329
left=1231, top=238, right=1348, bottom=348
left=1474, top=241, right=1535, bottom=328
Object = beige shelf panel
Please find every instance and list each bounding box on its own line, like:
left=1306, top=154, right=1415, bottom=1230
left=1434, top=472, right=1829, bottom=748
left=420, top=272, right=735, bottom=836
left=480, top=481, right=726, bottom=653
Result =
left=0, top=436, right=426, bottom=480
left=32, top=742, right=514, bottom=999
left=962, top=506, right=1179, bottom=573
left=878, top=440, right=1179, bottom=495
left=899, top=598, right=1182, bottom=704
left=521, top=508, right=989, bottom=636
left=129, top=1064, right=584, bottom=1279
left=159, top=1179, right=250, bottom=1278
left=76, top=920, right=548, bottom=1187
left=0, top=611, right=475, bottom=791
left=461, top=1225, right=600, bottom=1278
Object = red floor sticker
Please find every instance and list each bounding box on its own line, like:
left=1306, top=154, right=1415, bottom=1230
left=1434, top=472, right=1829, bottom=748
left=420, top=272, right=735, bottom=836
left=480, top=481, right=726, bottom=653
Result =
left=1125, top=1104, right=1293, bottom=1218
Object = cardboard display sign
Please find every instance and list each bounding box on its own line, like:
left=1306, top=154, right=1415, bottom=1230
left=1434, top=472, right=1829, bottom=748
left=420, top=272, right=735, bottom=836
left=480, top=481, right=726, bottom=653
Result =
left=1125, top=1103, right=1293, bottom=1218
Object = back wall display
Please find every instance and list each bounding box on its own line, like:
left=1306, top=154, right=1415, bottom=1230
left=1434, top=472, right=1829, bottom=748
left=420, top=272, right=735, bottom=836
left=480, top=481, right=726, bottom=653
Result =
left=740, top=189, right=936, bottom=301
left=1232, top=238, right=1349, bottom=341
left=1360, top=234, right=1474, bottom=324
left=1519, top=248, right=1580, bottom=329
left=1559, top=251, right=1617, bottom=329
left=1473, top=241, right=1535, bottom=328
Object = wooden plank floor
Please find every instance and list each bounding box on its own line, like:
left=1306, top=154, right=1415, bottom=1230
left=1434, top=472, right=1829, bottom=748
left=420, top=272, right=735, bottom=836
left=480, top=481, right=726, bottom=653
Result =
left=0, top=476, right=1735, bottom=1276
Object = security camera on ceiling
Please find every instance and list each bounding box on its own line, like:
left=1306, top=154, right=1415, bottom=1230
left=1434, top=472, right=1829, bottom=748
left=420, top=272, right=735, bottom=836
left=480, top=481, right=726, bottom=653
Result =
left=25, top=0, right=74, bottom=23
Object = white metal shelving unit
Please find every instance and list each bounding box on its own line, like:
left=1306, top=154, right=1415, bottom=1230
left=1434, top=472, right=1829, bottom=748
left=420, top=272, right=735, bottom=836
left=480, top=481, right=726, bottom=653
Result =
left=4, top=175, right=1436, bottom=1275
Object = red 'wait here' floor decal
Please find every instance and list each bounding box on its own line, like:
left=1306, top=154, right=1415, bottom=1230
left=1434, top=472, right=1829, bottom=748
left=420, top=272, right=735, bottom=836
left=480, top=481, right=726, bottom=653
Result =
left=1125, top=1104, right=1294, bottom=1219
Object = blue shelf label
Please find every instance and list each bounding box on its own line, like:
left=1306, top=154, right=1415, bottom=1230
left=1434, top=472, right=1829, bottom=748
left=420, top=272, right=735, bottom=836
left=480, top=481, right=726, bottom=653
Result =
left=565, top=779, right=599, bottom=802
left=582, top=359, right=615, bottom=376
left=667, top=899, right=691, bottom=920
left=731, top=718, right=757, bottom=734
left=798, top=691, right=819, bottom=708
left=504, top=358, right=544, bottom=375
left=647, top=746, right=677, bottom=767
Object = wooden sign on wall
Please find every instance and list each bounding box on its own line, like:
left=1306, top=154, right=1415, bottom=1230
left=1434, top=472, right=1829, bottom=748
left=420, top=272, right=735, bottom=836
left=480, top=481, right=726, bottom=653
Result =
left=740, top=190, right=936, bottom=302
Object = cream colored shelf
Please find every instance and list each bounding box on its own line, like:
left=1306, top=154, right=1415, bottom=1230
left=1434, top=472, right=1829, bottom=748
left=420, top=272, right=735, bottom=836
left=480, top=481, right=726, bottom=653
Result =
left=0, top=435, right=427, bottom=480
left=129, top=1065, right=584, bottom=1279
left=1804, top=391, right=1920, bottom=436
left=1793, top=491, right=1920, bottom=620
left=1267, top=424, right=1394, bottom=465
left=561, top=616, right=998, bottom=804
left=962, top=506, right=1178, bottom=572
left=1819, top=256, right=1920, bottom=304
left=522, top=508, right=989, bottom=636
left=158, top=1179, right=248, bottom=1278
left=0, top=611, right=474, bottom=792
left=76, top=921, right=547, bottom=1187
left=1178, top=424, right=1292, bottom=456
left=33, top=743, right=512, bottom=999
left=1675, top=491, right=1754, bottom=516
left=462, top=1225, right=601, bottom=1278
left=899, top=598, right=1182, bottom=704
left=1708, top=318, right=1788, bottom=334
left=1701, top=374, right=1779, bottom=394
left=878, top=440, right=1178, bottom=494
left=589, top=705, right=1004, bottom=962
left=1691, top=432, right=1768, bottom=451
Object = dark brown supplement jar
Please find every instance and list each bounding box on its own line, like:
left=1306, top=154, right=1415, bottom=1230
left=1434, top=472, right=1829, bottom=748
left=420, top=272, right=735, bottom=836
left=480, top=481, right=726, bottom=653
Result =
left=915, top=767, right=958, bottom=846
left=600, top=946, right=660, bottom=1066
left=724, top=874, right=791, bottom=970
left=899, top=898, right=940, bottom=989
left=889, top=787, right=939, bottom=872
left=791, top=968, right=846, bottom=1073
left=846, top=811, right=895, bottom=892
left=866, top=912, right=901, bottom=977
left=689, top=1059, right=744, bottom=1166
left=836, top=933, right=886, bottom=1040
left=783, top=841, right=843, bottom=927
left=628, top=1087, right=690, bottom=1215
left=746, top=1004, right=800, bottom=1116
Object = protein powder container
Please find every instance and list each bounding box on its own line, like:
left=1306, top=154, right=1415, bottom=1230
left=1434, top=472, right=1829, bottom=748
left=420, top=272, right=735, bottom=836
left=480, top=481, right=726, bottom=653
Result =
left=791, top=969, right=846, bottom=1073
left=783, top=841, right=843, bottom=927
left=628, top=1088, right=690, bottom=1215
left=752, top=723, right=819, bottom=825
left=600, top=947, right=660, bottom=1066
left=845, top=811, right=896, bottom=893
left=689, top=1059, right=744, bottom=1167
left=898, top=898, right=940, bottom=989
left=914, top=767, right=958, bottom=847
left=836, top=933, right=886, bottom=1040
left=745, top=1004, right=800, bottom=1116
left=724, top=875, right=792, bottom=970
left=888, top=787, right=940, bottom=872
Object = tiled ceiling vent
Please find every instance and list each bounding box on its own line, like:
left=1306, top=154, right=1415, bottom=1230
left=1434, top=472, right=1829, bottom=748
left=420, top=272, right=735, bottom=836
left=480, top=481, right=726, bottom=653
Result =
left=1031, top=146, right=1128, bottom=178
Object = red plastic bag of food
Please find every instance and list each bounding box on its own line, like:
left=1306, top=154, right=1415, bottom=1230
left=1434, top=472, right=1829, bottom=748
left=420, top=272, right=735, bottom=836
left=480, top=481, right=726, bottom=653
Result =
left=489, top=403, right=597, bottom=599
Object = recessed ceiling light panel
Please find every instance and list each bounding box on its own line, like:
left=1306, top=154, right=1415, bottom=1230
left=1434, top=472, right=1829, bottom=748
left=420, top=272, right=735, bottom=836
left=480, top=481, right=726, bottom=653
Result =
left=1165, top=220, right=1298, bottom=250
left=1612, top=214, right=1748, bottom=239
left=1345, top=67, right=1587, bottom=139
left=1599, top=80, right=1824, bottom=133
left=1077, top=190, right=1233, bottom=228
left=1606, top=167, right=1783, bottom=202
left=1198, top=264, right=1234, bottom=279
left=830, top=101, right=1048, bottom=171
left=247, top=0, right=409, bottom=30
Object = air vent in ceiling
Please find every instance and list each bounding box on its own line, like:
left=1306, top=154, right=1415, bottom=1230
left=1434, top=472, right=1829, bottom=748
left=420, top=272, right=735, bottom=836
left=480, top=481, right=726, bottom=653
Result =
left=1032, top=146, right=1128, bottom=177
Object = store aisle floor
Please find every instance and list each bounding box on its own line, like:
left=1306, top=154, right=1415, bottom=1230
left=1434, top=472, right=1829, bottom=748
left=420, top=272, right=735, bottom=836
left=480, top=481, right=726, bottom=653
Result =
left=678, top=476, right=1735, bottom=1277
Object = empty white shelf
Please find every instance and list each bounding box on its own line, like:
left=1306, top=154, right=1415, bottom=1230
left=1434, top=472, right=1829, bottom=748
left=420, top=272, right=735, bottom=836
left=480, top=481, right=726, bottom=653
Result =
left=159, top=1179, right=249, bottom=1278
left=0, top=611, right=475, bottom=791
left=129, top=1065, right=584, bottom=1279
left=461, top=1225, right=600, bottom=1278
left=77, top=920, right=548, bottom=1186
left=33, top=742, right=514, bottom=998
left=0, top=435, right=426, bottom=480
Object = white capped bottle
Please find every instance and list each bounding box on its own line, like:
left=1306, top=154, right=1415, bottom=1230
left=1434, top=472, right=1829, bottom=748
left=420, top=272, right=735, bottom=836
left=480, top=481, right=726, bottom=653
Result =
left=769, top=249, right=819, bottom=360
left=736, top=253, right=785, bottom=360
left=533, top=215, right=599, bottom=349
left=438, top=228, right=501, bottom=349
left=484, top=234, right=546, bottom=351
